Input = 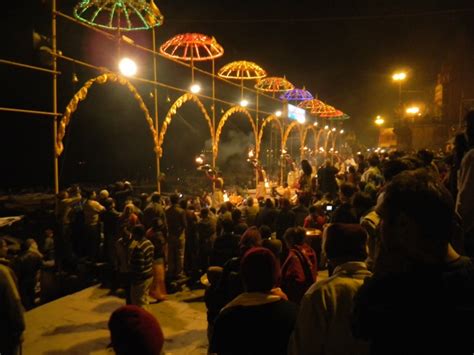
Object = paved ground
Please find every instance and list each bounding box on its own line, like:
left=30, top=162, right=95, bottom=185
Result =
left=23, top=286, right=208, bottom=355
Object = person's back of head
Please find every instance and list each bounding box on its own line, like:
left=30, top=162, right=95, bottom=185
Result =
left=108, top=305, right=164, bottom=355
left=301, top=159, right=313, bottom=176
left=264, top=198, right=274, bottom=209
left=179, top=199, right=188, bottom=210
left=417, top=149, right=434, bottom=167
left=247, top=197, right=254, bottom=207
left=239, top=227, right=262, bottom=255
left=280, top=198, right=291, bottom=210
left=221, top=218, right=234, bottom=235
left=309, top=205, right=318, bottom=215
left=150, top=192, right=161, bottom=203
left=170, top=194, right=180, bottom=205
left=231, top=208, right=242, bottom=222
left=234, top=222, right=248, bottom=236
left=284, top=227, right=306, bottom=248
left=132, top=225, right=146, bottom=241
left=104, top=197, right=115, bottom=210
left=368, top=153, right=380, bottom=168
left=200, top=208, right=209, bottom=219
left=382, top=159, right=411, bottom=182
left=240, top=247, right=279, bottom=293
left=325, top=223, right=368, bottom=264
left=340, top=183, right=357, bottom=201
left=379, top=169, right=454, bottom=265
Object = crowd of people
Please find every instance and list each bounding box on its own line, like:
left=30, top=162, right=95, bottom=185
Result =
left=1, top=111, right=474, bottom=355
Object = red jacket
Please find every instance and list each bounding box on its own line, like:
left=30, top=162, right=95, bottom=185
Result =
left=281, top=244, right=317, bottom=304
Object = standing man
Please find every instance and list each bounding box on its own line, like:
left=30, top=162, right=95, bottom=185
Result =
left=456, top=111, right=474, bottom=256
left=83, top=190, right=106, bottom=262
left=206, top=170, right=225, bottom=208
left=129, top=225, right=154, bottom=307
left=165, top=194, right=187, bottom=281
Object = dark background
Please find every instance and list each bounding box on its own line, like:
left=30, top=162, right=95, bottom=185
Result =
left=1, top=0, right=474, bottom=190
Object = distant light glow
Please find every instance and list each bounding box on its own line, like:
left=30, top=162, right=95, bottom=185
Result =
left=340, top=129, right=344, bottom=134
left=375, top=115, right=385, bottom=126
left=392, top=72, right=407, bottom=81
left=195, top=156, right=204, bottom=165
left=313, top=122, right=318, bottom=126
left=240, top=99, right=249, bottom=107
left=119, top=58, right=137, bottom=77
left=275, top=110, right=282, bottom=117
left=190, top=83, right=201, bottom=94
left=324, top=125, right=329, bottom=130
left=331, top=128, right=336, bottom=132
left=406, top=106, right=420, bottom=115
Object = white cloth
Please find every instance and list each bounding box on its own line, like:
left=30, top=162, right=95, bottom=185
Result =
left=456, top=149, right=474, bottom=234
left=288, top=262, right=372, bottom=355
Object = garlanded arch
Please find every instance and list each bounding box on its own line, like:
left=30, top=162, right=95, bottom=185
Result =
left=56, top=73, right=158, bottom=157
left=158, top=93, right=214, bottom=157
left=257, top=114, right=284, bottom=157
left=302, top=126, right=318, bottom=151
left=282, top=121, right=303, bottom=153
left=301, top=126, right=319, bottom=160
left=214, top=106, right=257, bottom=157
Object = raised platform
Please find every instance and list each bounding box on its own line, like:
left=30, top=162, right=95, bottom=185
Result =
left=23, top=285, right=208, bottom=355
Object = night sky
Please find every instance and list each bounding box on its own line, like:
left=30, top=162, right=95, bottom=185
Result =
left=1, top=0, right=474, bottom=190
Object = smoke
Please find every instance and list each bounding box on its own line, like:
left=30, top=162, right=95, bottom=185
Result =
left=205, top=129, right=255, bottom=165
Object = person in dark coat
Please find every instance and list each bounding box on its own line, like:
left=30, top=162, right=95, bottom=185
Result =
left=210, top=247, right=297, bottom=355
left=317, top=160, right=339, bottom=199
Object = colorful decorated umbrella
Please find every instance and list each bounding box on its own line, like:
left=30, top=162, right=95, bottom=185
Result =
left=255, top=77, right=294, bottom=96
left=159, top=33, right=224, bottom=61
left=218, top=61, right=267, bottom=101
left=320, top=110, right=350, bottom=120
left=298, top=99, right=327, bottom=114
left=74, top=0, right=164, bottom=31
left=280, top=87, right=313, bottom=102
left=217, top=61, right=267, bottom=80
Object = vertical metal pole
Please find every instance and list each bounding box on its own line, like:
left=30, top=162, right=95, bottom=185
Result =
left=212, top=60, right=216, bottom=169
left=211, top=60, right=216, bottom=195
left=152, top=28, right=161, bottom=193
left=52, top=0, right=59, bottom=194
left=255, top=92, right=259, bottom=194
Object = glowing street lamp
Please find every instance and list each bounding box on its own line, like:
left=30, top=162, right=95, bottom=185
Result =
left=375, top=115, right=385, bottom=126
left=119, top=58, right=137, bottom=77
left=406, top=106, right=420, bottom=115
left=392, top=72, right=407, bottom=81
left=392, top=71, right=407, bottom=106
left=190, top=83, right=201, bottom=94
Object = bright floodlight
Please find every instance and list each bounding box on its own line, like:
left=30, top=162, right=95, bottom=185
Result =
left=392, top=72, right=407, bottom=81
left=406, top=106, right=420, bottom=115
left=240, top=99, right=249, bottom=107
left=275, top=110, right=282, bottom=117
left=375, top=115, right=385, bottom=126
left=324, top=125, right=329, bottom=130
left=119, top=58, right=137, bottom=77
left=190, top=83, right=201, bottom=94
